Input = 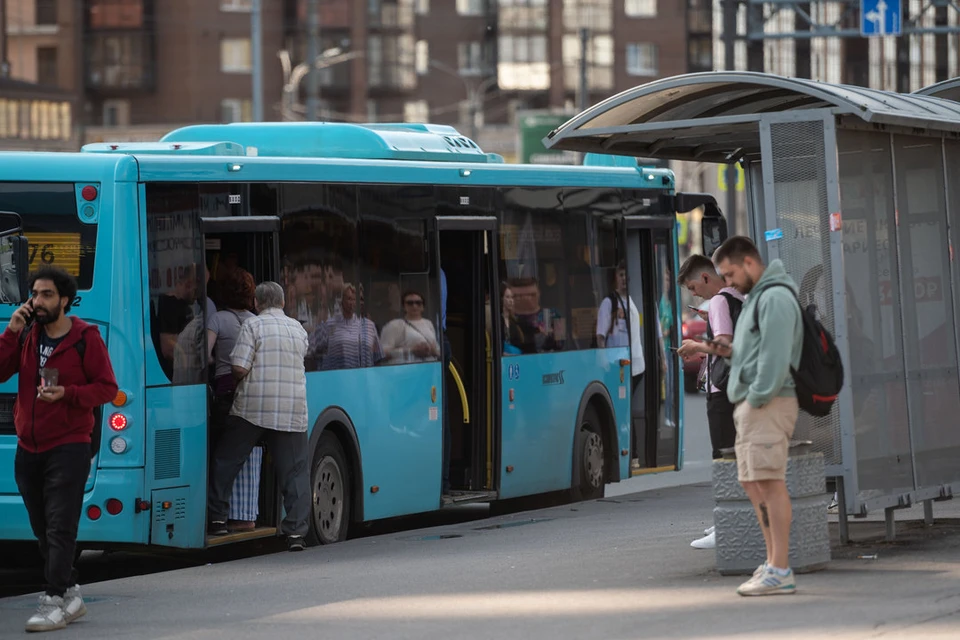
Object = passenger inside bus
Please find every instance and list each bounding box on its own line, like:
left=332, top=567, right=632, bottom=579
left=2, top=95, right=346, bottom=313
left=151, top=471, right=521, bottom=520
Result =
left=499, top=282, right=527, bottom=356
left=307, top=283, right=383, bottom=371
left=206, top=267, right=262, bottom=532
left=509, top=276, right=564, bottom=353
left=156, top=264, right=199, bottom=378
left=379, top=289, right=440, bottom=364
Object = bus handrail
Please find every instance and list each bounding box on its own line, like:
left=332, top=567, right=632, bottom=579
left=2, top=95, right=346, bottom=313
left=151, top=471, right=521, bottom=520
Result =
left=448, top=361, right=470, bottom=424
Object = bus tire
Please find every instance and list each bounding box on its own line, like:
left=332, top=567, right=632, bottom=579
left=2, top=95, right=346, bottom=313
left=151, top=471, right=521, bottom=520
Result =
left=571, top=405, right=605, bottom=501
left=309, top=431, right=352, bottom=545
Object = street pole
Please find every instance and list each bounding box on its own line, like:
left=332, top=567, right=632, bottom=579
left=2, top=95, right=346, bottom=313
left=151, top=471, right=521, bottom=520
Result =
left=306, top=0, right=320, bottom=121
left=722, top=0, right=737, bottom=235
left=251, top=0, right=263, bottom=121
left=577, top=28, right=589, bottom=114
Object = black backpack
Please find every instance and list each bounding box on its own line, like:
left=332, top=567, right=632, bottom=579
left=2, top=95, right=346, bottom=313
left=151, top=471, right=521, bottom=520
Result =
left=752, top=283, right=844, bottom=417
left=705, top=292, right=742, bottom=393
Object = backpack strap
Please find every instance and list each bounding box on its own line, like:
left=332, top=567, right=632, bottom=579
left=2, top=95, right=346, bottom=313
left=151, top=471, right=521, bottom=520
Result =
left=751, top=282, right=798, bottom=333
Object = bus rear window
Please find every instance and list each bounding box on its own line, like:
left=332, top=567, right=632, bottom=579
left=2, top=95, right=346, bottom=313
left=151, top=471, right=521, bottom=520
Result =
left=0, top=183, right=96, bottom=290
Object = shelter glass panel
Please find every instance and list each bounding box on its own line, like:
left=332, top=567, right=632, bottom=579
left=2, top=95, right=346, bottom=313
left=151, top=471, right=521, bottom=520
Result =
left=894, top=135, right=960, bottom=489
left=767, top=120, right=841, bottom=464
left=836, top=130, right=913, bottom=499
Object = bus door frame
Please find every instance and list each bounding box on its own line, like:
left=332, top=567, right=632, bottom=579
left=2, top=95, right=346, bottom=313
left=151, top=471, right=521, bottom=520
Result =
left=621, top=215, right=681, bottom=472
left=435, top=216, right=501, bottom=493
left=199, top=215, right=282, bottom=532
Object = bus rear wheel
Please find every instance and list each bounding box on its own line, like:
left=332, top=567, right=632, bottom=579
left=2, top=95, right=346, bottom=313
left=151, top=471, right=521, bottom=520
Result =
left=572, top=406, right=605, bottom=501
left=309, top=431, right=351, bottom=545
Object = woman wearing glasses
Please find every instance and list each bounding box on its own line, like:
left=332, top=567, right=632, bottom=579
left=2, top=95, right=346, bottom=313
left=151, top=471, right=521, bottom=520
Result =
left=380, top=289, right=440, bottom=364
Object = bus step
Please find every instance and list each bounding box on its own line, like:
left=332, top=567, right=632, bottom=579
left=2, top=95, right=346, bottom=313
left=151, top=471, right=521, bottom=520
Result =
left=441, top=490, right=498, bottom=507
left=206, top=526, right=278, bottom=547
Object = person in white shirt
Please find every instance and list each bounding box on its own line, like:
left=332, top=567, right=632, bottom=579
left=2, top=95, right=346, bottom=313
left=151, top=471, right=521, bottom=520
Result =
left=596, top=261, right=646, bottom=471
left=207, top=282, right=311, bottom=551
left=380, top=289, right=440, bottom=364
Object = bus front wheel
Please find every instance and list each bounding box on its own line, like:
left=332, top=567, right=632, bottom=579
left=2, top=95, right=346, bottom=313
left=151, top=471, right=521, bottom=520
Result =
left=309, top=431, right=352, bottom=545
left=572, top=405, right=605, bottom=501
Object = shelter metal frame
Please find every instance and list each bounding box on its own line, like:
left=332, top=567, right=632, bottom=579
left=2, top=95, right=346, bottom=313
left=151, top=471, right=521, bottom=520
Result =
left=545, top=71, right=960, bottom=540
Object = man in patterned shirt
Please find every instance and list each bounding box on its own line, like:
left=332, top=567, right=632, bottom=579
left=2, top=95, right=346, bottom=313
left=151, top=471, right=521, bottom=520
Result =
left=207, top=281, right=311, bottom=551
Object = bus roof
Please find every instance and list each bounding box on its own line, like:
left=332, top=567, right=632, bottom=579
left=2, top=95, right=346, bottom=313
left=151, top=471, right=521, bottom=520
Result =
left=0, top=122, right=673, bottom=190
left=155, top=122, right=501, bottom=164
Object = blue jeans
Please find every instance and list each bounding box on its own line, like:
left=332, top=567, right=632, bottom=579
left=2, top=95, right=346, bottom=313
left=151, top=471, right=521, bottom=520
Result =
left=15, top=443, right=90, bottom=597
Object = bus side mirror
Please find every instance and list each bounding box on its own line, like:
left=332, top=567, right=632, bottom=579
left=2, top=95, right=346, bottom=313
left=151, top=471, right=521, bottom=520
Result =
left=0, top=235, right=29, bottom=305
left=702, top=215, right=727, bottom=259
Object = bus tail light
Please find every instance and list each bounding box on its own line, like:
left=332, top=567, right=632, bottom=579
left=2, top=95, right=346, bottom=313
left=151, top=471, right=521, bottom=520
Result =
left=106, top=499, right=123, bottom=515
left=81, top=185, right=98, bottom=201
left=109, top=413, right=128, bottom=431
left=87, top=505, right=102, bottom=521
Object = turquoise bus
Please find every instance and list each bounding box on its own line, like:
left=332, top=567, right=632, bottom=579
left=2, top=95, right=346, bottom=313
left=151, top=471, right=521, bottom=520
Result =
left=0, top=123, right=723, bottom=553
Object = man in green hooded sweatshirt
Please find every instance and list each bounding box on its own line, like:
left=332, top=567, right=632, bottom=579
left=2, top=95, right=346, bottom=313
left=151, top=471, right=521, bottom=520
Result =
left=703, top=236, right=803, bottom=597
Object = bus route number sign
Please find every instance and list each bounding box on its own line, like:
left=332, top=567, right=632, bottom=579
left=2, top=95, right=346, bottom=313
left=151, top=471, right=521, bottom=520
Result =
left=27, top=232, right=82, bottom=276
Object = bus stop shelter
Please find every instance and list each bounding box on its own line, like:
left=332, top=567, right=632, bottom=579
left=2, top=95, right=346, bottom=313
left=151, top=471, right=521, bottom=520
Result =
left=544, top=71, right=960, bottom=538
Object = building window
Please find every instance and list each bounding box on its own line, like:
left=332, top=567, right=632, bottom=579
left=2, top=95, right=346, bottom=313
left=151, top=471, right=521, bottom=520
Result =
left=688, top=36, right=712, bottom=72
left=221, top=99, right=252, bottom=123
left=499, top=0, right=548, bottom=29
left=36, top=0, right=58, bottom=25
left=88, top=0, right=144, bottom=29
left=563, top=33, right=614, bottom=90
left=498, top=34, right=549, bottom=89
left=415, top=40, right=429, bottom=75
left=458, top=42, right=484, bottom=75
left=221, top=0, right=252, bottom=10
left=102, top=99, right=131, bottom=126
left=415, top=0, right=429, bottom=13
left=457, top=0, right=485, bottom=15
left=625, top=0, right=656, bottom=17
left=626, top=42, right=658, bottom=76
left=221, top=38, right=252, bottom=73
left=562, top=0, right=612, bottom=30
left=404, top=100, right=429, bottom=123
left=36, top=47, right=58, bottom=87
left=368, top=35, right=416, bottom=89
left=86, top=34, right=151, bottom=89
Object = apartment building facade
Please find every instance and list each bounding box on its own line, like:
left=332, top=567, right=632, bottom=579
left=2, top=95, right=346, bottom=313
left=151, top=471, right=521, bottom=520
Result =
left=2, top=0, right=690, bottom=150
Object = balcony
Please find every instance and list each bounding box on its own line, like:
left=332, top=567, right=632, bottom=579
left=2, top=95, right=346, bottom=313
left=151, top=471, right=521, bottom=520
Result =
left=85, top=32, right=156, bottom=93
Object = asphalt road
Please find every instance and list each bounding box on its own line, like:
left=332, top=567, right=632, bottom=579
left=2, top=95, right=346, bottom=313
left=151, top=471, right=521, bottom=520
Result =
left=0, top=391, right=715, bottom=599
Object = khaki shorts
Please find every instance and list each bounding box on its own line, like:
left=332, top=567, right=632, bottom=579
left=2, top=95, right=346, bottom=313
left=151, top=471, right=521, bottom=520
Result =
left=733, top=396, right=798, bottom=482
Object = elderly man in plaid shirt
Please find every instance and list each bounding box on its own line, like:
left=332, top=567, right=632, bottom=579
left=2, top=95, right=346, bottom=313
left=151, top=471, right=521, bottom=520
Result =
left=207, top=281, right=312, bottom=551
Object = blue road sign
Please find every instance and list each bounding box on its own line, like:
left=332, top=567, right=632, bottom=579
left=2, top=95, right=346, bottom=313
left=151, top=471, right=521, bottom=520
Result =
left=861, top=0, right=901, bottom=36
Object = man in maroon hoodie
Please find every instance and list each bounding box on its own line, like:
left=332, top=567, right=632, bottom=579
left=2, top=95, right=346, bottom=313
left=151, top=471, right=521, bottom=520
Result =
left=0, top=265, right=117, bottom=632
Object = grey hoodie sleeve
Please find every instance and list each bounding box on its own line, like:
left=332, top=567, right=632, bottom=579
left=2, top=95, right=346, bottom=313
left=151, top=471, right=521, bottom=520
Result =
left=747, top=289, right=800, bottom=408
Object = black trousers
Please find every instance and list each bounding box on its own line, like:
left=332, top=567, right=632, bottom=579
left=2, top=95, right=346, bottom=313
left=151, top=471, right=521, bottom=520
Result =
left=207, top=415, right=310, bottom=538
left=706, top=391, right=737, bottom=460
left=15, top=443, right=90, bottom=597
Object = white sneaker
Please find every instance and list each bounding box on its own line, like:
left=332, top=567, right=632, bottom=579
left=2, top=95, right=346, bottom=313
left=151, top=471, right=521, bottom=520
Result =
left=63, top=584, right=87, bottom=624
left=704, top=525, right=715, bottom=535
left=737, top=566, right=796, bottom=596
left=25, top=594, right=66, bottom=632
left=630, top=458, right=641, bottom=471
left=690, top=531, right=716, bottom=549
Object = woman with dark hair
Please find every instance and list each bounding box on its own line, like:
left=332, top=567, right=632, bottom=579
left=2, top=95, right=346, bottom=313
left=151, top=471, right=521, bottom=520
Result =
left=500, top=282, right=525, bottom=355
left=380, top=289, right=440, bottom=364
left=205, top=267, right=261, bottom=532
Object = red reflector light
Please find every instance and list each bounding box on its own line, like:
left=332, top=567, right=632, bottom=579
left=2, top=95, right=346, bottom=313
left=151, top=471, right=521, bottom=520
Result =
left=87, top=505, right=102, bottom=520
left=105, top=499, right=123, bottom=515
left=81, top=185, right=98, bottom=201
left=109, top=413, right=128, bottom=431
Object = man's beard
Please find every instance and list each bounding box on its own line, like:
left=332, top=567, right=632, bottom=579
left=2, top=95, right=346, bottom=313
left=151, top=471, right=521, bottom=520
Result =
left=739, top=275, right=757, bottom=295
left=34, top=307, right=61, bottom=325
